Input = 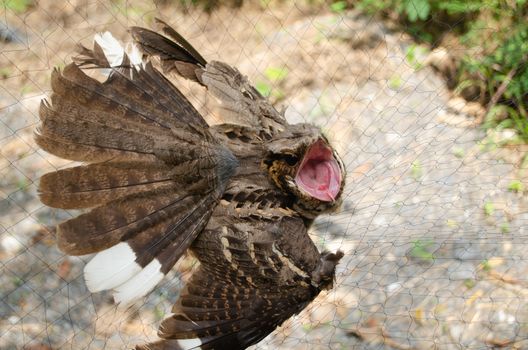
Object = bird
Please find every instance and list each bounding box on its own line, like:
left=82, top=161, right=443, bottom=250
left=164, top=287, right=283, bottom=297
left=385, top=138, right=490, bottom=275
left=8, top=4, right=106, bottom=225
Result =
left=35, top=18, right=346, bottom=350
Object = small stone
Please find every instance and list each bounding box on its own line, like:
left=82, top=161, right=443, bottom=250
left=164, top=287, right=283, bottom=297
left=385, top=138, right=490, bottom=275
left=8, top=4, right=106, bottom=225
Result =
left=8, top=315, right=19, bottom=324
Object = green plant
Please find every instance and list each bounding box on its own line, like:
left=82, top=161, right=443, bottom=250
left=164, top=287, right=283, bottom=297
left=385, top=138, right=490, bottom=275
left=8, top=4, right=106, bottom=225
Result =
left=508, top=180, right=524, bottom=193
left=480, top=259, right=491, bottom=272
left=12, top=276, right=24, bottom=288
left=410, top=239, right=435, bottom=261
left=463, top=22, right=528, bottom=141
left=388, top=75, right=403, bottom=90
left=405, top=44, right=427, bottom=70
left=255, top=81, right=272, bottom=97
left=463, top=278, right=476, bottom=289
left=452, top=147, right=465, bottom=158
left=410, top=160, right=423, bottom=179
left=483, top=201, right=494, bottom=217
left=17, top=178, right=29, bottom=192
left=2, top=0, right=32, bottom=13
left=153, top=304, right=165, bottom=320
left=402, top=0, right=430, bottom=22
left=0, top=67, right=11, bottom=79
left=446, top=219, right=458, bottom=228
left=355, top=0, right=528, bottom=143
left=330, top=0, right=347, bottom=13
left=264, top=66, right=289, bottom=82
left=302, top=323, right=313, bottom=332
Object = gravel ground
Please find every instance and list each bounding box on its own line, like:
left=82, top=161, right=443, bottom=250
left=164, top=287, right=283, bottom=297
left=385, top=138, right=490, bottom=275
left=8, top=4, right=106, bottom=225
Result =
left=1, top=2, right=527, bottom=349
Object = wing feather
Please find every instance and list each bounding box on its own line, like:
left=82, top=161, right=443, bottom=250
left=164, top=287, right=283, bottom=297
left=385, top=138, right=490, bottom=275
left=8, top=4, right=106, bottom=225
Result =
left=136, top=189, right=329, bottom=349
left=130, top=18, right=287, bottom=137
left=37, top=37, right=238, bottom=304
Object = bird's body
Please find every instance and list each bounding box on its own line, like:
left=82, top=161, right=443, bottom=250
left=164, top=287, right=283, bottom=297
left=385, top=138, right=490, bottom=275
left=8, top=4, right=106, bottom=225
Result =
left=36, top=19, right=345, bottom=349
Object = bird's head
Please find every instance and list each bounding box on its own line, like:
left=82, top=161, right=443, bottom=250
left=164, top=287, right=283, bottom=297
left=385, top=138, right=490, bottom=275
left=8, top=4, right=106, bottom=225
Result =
left=262, top=123, right=345, bottom=218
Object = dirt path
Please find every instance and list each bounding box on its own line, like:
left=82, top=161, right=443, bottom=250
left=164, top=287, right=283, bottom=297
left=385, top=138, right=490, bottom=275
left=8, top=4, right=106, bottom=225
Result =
left=1, top=2, right=527, bottom=349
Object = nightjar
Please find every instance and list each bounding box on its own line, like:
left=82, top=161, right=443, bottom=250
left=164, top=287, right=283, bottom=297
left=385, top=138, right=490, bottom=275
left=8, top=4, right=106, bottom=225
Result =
left=35, top=18, right=346, bottom=350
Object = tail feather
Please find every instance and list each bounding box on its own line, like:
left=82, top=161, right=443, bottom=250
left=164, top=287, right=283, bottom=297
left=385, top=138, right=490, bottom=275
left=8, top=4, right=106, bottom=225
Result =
left=57, top=187, right=184, bottom=255
left=129, top=193, right=216, bottom=269
left=50, top=63, right=190, bottom=130
left=82, top=191, right=218, bottom=305
left=36, top=30, right=241, bottom=307
left=130, top=18, right=206, bottom=83
left=35, top=132, right=152, bottom=163
left=38, top=100, right=158, bottom=156
left=43, top=97, right=168, bottom=135
left=39, top=162, right=173, bottom=209
left=135, top=63, right=208, bottom=127
left=136, top=338, right=202, bottom=350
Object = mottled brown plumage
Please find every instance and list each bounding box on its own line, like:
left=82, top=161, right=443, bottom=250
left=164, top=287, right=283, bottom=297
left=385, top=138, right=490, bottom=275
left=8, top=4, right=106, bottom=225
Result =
left=36, top=18, right=346, bottom=350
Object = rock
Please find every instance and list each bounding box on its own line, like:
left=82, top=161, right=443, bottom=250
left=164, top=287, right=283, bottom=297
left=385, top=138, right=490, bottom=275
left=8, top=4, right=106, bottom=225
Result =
left=447, top=97, right=486, bottom=120
left=424, top=47, right=457, bottom=83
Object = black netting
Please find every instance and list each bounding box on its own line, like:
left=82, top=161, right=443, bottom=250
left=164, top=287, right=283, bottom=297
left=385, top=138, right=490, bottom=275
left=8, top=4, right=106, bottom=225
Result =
left=1, top=1, right=527, bottom=349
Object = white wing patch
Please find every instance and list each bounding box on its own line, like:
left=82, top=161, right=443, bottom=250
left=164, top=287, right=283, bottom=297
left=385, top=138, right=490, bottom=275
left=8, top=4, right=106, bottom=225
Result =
left=84, top=242, right=164, bottom=305
left=94, top=32, right=125, bottom=67
left=177, top=338, right=203, bottom=349
left=94, top=31, right=143, bottom=69
left=113, top=258, right=164, bottom=305
left=84, top=242, right=141, bottom=293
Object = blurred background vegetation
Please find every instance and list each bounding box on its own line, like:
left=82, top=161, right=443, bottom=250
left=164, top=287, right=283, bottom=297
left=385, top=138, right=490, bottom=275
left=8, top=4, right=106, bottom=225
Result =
left=3, top=0, right=527, bottom=144
left=354, top=0, right=528, bottom=144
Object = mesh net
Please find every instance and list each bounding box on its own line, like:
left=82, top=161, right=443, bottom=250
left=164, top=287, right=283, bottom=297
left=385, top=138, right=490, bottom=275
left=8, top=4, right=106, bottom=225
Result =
left=1, top=1, right=527, bottom=349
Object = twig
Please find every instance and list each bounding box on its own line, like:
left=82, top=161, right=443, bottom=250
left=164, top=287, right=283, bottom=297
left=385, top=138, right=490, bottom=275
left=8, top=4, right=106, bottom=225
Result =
left=486, top=54, right=528, bottom=115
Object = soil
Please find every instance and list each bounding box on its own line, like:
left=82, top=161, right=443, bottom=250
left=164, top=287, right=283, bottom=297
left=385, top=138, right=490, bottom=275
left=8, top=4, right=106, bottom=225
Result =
left=1, top=1, right=527, bottom=349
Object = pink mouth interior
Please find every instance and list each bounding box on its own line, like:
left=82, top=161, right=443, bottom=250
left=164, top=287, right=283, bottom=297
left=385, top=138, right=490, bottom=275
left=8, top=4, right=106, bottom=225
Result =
left=295, top=140, right=341, bottom=202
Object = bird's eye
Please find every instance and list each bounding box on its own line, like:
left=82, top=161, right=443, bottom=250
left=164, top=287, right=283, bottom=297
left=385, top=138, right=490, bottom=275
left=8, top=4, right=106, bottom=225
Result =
left=283, top=154, right=299, bottom=166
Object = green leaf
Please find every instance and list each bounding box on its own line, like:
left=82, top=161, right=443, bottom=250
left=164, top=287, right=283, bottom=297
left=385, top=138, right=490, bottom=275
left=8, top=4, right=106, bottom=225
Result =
left=481, top=259, right=491, bottom=272
left=508, top=180, right=524, bottom=193
left=2, top=0, right=32, bottom=13
left=302, top=323, right=313, bottom=332
left=483, top=202, right=494, bottom=217
left=153, top=305, right=165, bottom=320
left=452, top=147, right=465, bottom=158
left=17, top=178, right=28, bottom=191
left=405, top=44, right=426, bottom=70
left=330, top=1, right=347, bottom=13
left=255, top=81, right=272, bottom=97
left=464, top=279, right=476, bottom=289
left=388, top=75, right=403, bottom=90
left=410, top=240, right=434, bottom=261
left=264, top=67, right=289, bottom=82
left=404, top=0, right=430, bottom=22
left=0, top=67, right=11, bottom=78
left=411, top=160, right=422, bottom=179
left=437, top=0, right=481, bottom=14
left=446, top=219, right=458, bottom=228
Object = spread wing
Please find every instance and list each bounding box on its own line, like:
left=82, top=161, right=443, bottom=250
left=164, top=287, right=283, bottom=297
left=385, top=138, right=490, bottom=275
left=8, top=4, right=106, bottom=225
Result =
left=36, top=37, right=238, bottom=304
left=136, top=180, right=328, bottom=350
left=130, top=18, right=287, bottom=139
